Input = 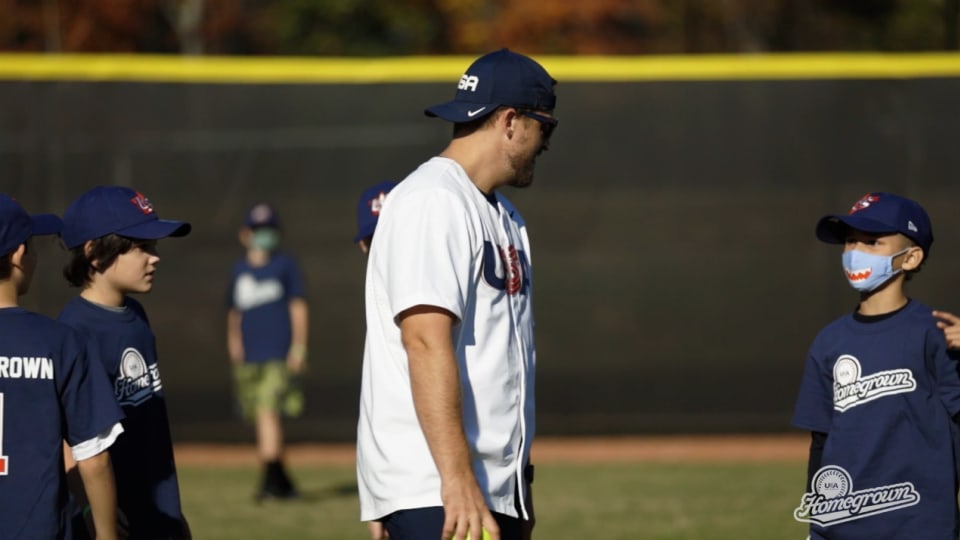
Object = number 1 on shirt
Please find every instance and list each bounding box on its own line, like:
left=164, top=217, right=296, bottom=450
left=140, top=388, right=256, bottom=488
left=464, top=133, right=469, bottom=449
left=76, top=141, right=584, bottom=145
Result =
left=0, top=393, right=7, bottom=475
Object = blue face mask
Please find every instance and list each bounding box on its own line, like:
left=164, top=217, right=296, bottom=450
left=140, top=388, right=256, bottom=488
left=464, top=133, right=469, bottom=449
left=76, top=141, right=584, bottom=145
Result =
left=842, top=248, right=910, bottom=292
left=250, top=228, right=279, bottom=251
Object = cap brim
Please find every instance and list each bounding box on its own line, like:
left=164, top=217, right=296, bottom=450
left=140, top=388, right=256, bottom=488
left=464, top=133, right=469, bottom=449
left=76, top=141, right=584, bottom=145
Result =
left=425, top=101, right=499, bottom=123
left=30, top=214, right=63, bottom=236
left=117, top=219, right=191, bottom=240
left=815, top=215, right=896, bottom=244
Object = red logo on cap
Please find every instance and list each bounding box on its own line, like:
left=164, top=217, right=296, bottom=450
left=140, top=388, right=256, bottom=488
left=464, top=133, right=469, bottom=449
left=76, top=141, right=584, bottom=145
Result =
left=369, top=192, right=388, bottom=216
left=849, top=194, right=878, bottom=215
left=130, top=193, right=154, bottom=215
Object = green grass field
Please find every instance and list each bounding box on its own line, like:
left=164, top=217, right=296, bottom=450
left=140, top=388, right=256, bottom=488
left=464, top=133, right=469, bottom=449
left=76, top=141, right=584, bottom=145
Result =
left=179, top=461, right=810, bottom=539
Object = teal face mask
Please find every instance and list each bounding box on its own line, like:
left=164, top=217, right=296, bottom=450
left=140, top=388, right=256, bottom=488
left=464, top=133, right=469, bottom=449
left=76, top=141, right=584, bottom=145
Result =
left=250, top=228, right=279, bottom=251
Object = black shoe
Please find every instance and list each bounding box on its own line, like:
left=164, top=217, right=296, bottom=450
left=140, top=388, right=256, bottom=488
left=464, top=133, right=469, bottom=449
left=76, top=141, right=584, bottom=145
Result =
left=255, top=484, right=300, bottom=502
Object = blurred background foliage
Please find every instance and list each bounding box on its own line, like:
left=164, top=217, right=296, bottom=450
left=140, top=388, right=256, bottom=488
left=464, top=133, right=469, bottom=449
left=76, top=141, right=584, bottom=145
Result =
left=0, top=0, right=957, bottom=55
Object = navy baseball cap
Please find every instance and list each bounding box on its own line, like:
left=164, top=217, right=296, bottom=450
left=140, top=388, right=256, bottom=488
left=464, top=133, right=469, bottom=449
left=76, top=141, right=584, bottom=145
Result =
left=815, top=192, right=933, bottom=253
left=425, top=48, right=557, bottom=123
left=245, top=203, right=279, bottom=229
left=61, top=186, right=191, bottom=249
left=355, top=181, right=397, bottom=243
left=0, top=195, right=62, bottom=256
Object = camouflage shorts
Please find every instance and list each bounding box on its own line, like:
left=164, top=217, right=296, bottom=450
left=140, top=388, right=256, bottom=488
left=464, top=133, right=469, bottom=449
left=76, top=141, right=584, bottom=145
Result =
left=233, top=360, right=303, bottom=421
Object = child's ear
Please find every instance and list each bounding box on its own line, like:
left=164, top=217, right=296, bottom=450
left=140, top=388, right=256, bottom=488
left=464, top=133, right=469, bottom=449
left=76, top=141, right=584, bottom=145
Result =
left=900, top=246, right=925, bottom=271
left=10, top=242, right=27, bottom=268
left=83, top=240, right=101, bottom=271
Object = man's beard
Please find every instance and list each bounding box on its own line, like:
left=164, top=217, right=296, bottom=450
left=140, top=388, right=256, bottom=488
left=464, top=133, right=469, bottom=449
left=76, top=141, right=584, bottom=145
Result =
left=507, top=149, right=537, bottom=188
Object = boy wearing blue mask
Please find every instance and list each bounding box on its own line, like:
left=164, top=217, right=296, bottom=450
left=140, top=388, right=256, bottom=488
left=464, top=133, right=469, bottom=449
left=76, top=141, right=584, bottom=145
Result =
left=226, top=203, right=308, bottom=501
left=792, top=192, right=960, bottom=539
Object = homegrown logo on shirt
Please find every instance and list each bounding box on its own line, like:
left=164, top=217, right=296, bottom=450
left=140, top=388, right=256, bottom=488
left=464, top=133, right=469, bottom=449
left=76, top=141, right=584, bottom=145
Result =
left=114, top=347, right=163, bottom=406
left=794, top=466, right=920, bottom=526
left=832, top=355, right=916, bottom=412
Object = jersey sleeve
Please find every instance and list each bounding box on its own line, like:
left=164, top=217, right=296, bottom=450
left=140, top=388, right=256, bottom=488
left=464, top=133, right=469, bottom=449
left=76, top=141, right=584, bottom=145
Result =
left=225, top=264, right=240, bottom=310
left=792, top=337, right=834, bottom=433
left=927, top=327, right=960, bottom=417
left=283, top=255, right=307, bottom=300
left=381, top=188, right=474, bottom=321
left=58, top=329, right=125, bottom=448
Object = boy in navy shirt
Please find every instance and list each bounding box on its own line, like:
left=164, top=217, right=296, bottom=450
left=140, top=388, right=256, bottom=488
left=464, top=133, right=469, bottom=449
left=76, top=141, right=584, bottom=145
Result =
left=793, top=192, right=960, bottom=539
left=226, top=203, right=308, bottom=500
left=59, top=186, right=191, bottom=539
left=0, top=194, right=123, bottom=540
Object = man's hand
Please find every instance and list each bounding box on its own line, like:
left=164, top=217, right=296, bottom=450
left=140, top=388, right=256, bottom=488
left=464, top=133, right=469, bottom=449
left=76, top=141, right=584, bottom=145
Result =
left=367, top=521, right=388, bottom=539
left=441, top=474, right=500, bottom=540
left=933, top=310, right=960, bottom=349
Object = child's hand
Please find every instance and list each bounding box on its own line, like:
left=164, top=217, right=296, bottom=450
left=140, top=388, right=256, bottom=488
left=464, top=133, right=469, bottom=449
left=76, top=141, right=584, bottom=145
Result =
left=933, top=310, right=960, bottom=349
left=287, top=344, right=307, bottom=374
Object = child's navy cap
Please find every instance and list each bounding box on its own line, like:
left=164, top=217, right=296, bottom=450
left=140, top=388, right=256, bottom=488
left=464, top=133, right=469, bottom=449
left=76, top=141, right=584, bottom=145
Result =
left=425, top=48, right=557, bottom=123
left=0, top=194, right=62, bottom=256
left=245, top=203, right=279, bottom=229
left=355, top=181, right=397, bottom=243
left=61, top=186, right=191, bottom=249
left=816, top=192, right=933, bottom=253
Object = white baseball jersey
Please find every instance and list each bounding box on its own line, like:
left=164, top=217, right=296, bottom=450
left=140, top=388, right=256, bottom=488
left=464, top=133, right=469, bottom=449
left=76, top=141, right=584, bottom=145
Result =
left=357, top=156, right=536, bottom=521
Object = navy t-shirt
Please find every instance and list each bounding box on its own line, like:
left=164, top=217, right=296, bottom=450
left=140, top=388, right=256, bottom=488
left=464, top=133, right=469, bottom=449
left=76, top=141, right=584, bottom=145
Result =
left=59, top=296, right=185, bottom=538
left=0, top=307, right=122, bottom=540
left=792, top=300, right=960, bottom=539
left=226, top=253, right=306, bottom=363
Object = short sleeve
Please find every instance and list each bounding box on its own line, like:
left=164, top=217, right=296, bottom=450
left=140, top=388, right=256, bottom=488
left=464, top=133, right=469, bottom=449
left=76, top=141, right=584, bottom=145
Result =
left=58, top=330, right=125, bottom=447
left=284, top=256, right=307, bottom=300
left=792, top=339, right=834, bottom=433
left=380, top=188, right=474, bottom=321
left=225, top=266, right=239, bottom=310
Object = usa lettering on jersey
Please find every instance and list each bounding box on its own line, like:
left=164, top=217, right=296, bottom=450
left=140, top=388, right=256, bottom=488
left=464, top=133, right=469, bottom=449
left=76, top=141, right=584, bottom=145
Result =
left=482, top=241, right=529, bottom=295
left=0, top=356, right=54, bottom=380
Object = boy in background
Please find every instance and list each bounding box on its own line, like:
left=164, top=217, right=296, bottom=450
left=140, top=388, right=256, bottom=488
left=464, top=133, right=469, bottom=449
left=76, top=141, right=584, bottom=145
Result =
left=227, top=203, right=308, bottom=501
left=0, top=194, right=123, bottom=540
left=792, top=192, right=960, bottom=539
left=354, top=181, right=398, bottom=255
left=60, top=186, right=191, bottom=539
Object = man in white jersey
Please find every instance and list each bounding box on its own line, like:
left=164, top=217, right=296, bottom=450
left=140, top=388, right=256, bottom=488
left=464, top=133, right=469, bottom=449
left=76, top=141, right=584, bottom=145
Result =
left=357, top=48, right=557, bottom=540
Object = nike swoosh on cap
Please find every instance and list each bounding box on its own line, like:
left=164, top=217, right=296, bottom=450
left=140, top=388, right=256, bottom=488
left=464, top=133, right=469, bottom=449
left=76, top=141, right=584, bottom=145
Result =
left=467, top=107, right=487, bottom=117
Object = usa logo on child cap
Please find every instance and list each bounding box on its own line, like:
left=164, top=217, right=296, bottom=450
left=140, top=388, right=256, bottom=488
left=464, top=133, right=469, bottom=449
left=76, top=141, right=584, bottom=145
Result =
left=131, top=192, right=155, bottom=214
left=849, top=194, right=879, bottom=214
left=354, top=181, right=398, bottom=243
left=61, top=186, right=191, bottom=249
left=245, top=203, right=279, bottom=229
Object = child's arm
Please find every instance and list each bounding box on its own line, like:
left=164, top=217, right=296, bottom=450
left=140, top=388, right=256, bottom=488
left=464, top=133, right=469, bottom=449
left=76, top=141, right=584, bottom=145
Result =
left=226, top=308, right=243, bottom=366
left=807, top=431, right=827, bottom=488
left=287, top=298, right=308, bottom=374
left=76, top=450, right=118, bottom=540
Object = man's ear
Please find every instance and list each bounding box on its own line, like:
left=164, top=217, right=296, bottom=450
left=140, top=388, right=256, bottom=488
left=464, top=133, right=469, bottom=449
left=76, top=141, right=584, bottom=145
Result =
left=900, top=246, right=925, bottom=271
left=500, top=108, right=518, bottom=138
